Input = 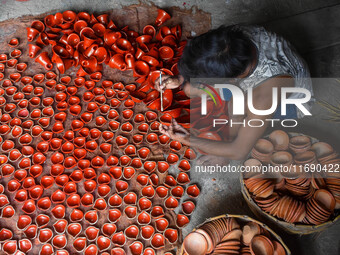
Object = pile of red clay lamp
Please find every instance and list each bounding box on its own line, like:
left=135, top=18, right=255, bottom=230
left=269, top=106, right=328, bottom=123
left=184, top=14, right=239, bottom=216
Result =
left=0, top=10, right=200, bottom=255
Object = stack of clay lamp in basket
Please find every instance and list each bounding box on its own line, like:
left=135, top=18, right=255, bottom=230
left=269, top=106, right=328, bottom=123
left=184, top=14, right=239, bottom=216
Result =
left=244, top=130, right=340, bottom=225
left=182, top=216, right=287, bottom=255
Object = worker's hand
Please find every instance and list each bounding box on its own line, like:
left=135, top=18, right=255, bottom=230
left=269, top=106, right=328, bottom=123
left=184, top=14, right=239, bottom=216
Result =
left=159, top=119, right=190, bottom=145
left=155, top=75, right=183, bottom=92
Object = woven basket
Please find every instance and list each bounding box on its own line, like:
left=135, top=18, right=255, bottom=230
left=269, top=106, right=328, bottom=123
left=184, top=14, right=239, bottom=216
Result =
left=179, top=214, right=291, bottom=255
left=240, top=174, right=340, bottom=235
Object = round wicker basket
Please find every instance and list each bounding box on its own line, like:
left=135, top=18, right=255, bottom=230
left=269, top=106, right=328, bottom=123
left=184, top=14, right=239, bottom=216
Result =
left=240, top=174, right=340, bottom=235
left=179, top=214, right=291, bottom=255
left=240, top=132, right=340, bottom=235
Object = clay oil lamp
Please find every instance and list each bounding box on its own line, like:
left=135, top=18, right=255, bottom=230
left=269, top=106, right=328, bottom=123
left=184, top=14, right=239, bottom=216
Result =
left=8, top=38, right=19, bottom=48
left=138, top=197, right=152, bottom=211
left=151, top=233, right=165, bottom=250
left=136, top=174, right=149, bottom=187
left=109, top=54, right=126, bottom=71
left=7, top=58, right=18, bottom=68
left=95, top=235, right=111, bottom=251
left=137, top=211, right=152, bottom=226
left=73, top=237, right=87, bottom=252
left=251, top=138, right=274, bottom=163
left=111, top=231, right=126, bottom=247
left=2, top=240, right=18, bottom=254
left=288, top=135, right=311, bottom=154
left=54, top=175, right=69, bottom=188
left=0, top=205, right=15, bottom=218
left=155, top=9, right=171, bottom=26
left=137, top=147, right=150, bottom=160
left=129, top=241, right=143, bottom=255
left=134, top=60, right=150, bottom=77
left=156, top=186, right=169, bottom=199
left=35, top=52, right=53, bottom=70
left=159, top=46, right=174, bottom=61
left=107, top=209, right=121, bottom=224
left=146, top=133, right=158, bottom=145
left=142, top=185, right=156, bottom=198
left=110, top=98, right=122, bottom=108
left=123, top=225, right=139, bottom=240
left=143, top=24, right=156, bottom=37
left=123, top=167, right=136, bottom=180
left=171, top=186, right=185, bottom=199
left=9, top=72, right=21, bottom=82
left=250, top=235, right=274, bottom=255
left=144, top=161, right=157, bottom=174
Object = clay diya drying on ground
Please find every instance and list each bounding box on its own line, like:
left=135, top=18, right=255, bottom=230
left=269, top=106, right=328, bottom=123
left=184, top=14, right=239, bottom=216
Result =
left=0, top=9, right=201, bottom=255
left=26, top=9, right=193, bottom=125
left=242, top=130, right=340, bottom=227
left=182, top=215, right=290, bottom=255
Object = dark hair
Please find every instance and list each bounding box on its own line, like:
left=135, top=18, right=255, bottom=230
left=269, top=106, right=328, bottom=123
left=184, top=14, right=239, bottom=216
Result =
left=178, top=25, right=254, bottom=81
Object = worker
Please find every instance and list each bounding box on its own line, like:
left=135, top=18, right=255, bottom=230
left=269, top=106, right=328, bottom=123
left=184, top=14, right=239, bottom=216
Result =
left=155, top=25, right=313, bottom=162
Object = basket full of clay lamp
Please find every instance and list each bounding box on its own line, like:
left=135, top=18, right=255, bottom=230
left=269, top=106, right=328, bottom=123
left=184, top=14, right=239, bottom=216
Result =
left=180, top=214, right=291, bottom=255
left=240, top=130, right=340, bottom=235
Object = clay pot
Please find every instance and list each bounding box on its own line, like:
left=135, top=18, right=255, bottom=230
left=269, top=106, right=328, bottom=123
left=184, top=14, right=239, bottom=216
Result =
left=159, top=46, right=174, bottom=60
left=155, top=9, right=171, bottom=26
left=250, top=235, right=274, bottom=255
left=80, top=27, right=97, bottom=49
left=143, top=25, right=156, bottom=37
left=8, top=38, right=19, bottom=48
left=26, top=27, right=40, bottom=42
left=35, top=52, right=53, bottom=70
left=134, top=61, right=150, bottom=77
left=289, top=135, right=311, bottom=154
left=28, top=44, right=41, bottom=58
left=62, top=10, right=77, bottom=23
left=104, top=31, right=121, bottom=46
left=109, top=54, right=127, bottom=71
left=270, top=151, right=293, bottom=166
left=269, top=130, right=289, bottom=151
left=66, top=33, right=80, bottom=47
left=151, top=233, right=165, bottom=249
left=112, top=38, right=132, bottom=54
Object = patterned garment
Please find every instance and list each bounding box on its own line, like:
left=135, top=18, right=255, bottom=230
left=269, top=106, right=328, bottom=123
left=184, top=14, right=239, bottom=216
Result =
left=221, top=25, right=314, bottom=118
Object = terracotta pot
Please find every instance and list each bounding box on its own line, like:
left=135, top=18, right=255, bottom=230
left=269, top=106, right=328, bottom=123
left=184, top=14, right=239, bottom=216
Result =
left=26, top=27, right=40, bottom=42
left=10, top=49, right=22, bottom=58
left=52, top=45, right=70, bottom=59
left=93, top=47, right=108, bottom=64
left=109, top=54, right=127, bottom=71
left=159, top=46, right=174, bottom=60
left=35, top=52, right=53, bottom=70
left=8, top=38, right=19, bottom=48
left=156, top=26, right=172, bottom=41
left=134, top=61, right=150, bottom=77
left=0, top=53, right=7, bottom=63
left=143, top=25, right=156, bottom=37
left=62, top=10, right=77, bottom=23
left=77, top=12, right=91, bottom=22
left=112, top=38, right=132, bottom=54
left=80, top=27, right=97, bottom=49
left=136, top=35, right=153, bottom=44
left=66, top=33, right=80, bottom=48
left=155, top=9, right=171, bottom=26
left=104, top=30, right=121, bottom=47
left=171, top=24, right=182, bottom=39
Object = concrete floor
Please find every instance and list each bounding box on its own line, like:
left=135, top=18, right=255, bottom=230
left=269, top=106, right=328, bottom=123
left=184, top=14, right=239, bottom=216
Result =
left=1, top=0, right=340, bottom=255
